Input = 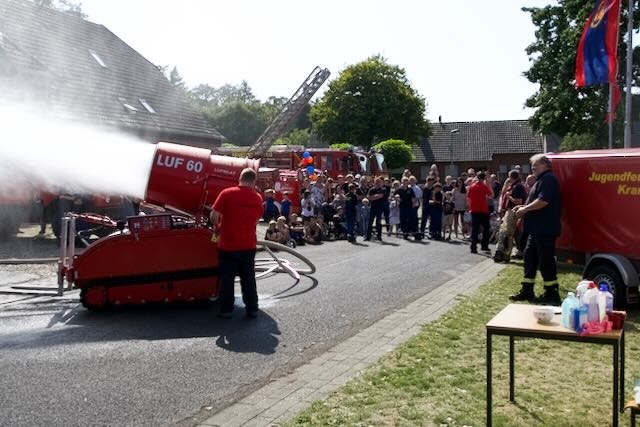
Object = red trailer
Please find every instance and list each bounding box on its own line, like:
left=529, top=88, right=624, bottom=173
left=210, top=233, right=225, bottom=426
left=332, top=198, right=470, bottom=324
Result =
left=550, top=148, right=640, bottom=306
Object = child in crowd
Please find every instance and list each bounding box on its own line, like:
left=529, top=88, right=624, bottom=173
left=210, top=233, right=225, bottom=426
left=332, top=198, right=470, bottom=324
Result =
left=388, top=194, right=401, bottom=236
left=333, top=206, right=347, bottom=239
left=276, top=216, right=290, bottom=245
left=332, top=187, right=346, bottom=211
left=280, top=192, right=291, bottom=221
left=316, top=216, right=329, bottom=240
left=304, top=217, right=323, bottom=244
left=289, top=214, right=305, bottom=245
left=359, top=198, right=371, bottom=237
left=300, top=190, right=315, bottom=222
left=428, top=183, right=443, bottom=240
left=265, top=220, right=282, bottom=243
left=263, top=189, right=279, bottom=222
left=442, top=191, right=455, bottom=241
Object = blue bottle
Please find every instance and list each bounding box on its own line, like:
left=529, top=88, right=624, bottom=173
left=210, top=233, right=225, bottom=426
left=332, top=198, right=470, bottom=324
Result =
left=599, top=283, right=614, bottom=314
left=573, top=305, right=588, bottom=332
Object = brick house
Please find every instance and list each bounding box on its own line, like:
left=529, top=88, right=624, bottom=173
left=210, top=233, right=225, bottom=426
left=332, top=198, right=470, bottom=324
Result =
left=409, top=120, right=559, bottom=181
left=0, top=0, right=224, bottom=149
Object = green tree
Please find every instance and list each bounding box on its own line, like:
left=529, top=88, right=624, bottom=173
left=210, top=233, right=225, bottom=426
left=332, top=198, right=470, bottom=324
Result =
left=310, top=55, right=429, bottom=149
left=191, top=81, right=257, bottom=108
left=189, top=80, right=316, bottom=146
left=374, top=139, right=413, bottom=170
left=169, top=66, right=185, bottom=89
left=558, top=133, right=599, bottom=151
left=330, top=143, right=351, bottom=150
left=274, top=128, right=311, bottom=146
left=523, top=2, right=640, bottom=140
left=203, top=102, right=269, bottom=146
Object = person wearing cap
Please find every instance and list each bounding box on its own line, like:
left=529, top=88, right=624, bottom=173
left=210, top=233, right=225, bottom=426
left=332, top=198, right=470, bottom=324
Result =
left=511, top=154, right=562, bottom=305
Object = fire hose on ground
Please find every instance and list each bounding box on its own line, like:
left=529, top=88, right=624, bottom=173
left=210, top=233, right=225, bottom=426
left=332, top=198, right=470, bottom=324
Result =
left=0, top=239, right=316, bottom=296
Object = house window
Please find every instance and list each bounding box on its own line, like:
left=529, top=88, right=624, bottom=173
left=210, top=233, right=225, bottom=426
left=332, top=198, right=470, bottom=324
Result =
left=89, top=49, right=107, bottom=68
left=139, top=99, right=156, bottom=114
left=118, top=97, right=138, bottom=112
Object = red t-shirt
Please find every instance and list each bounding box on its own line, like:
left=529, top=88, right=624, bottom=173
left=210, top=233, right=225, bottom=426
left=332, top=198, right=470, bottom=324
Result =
left=212, top=186, right=264, bottom=251
left=467, top=181, right=492, bottom=213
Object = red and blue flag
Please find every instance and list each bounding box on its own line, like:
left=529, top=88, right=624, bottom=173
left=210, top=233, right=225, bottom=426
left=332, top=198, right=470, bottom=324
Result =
left=575, top=0, right=621, bottom=87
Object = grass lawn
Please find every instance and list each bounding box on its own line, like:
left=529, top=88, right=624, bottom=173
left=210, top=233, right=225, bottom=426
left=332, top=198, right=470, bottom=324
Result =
left=286, top=264, right=639, bottom=427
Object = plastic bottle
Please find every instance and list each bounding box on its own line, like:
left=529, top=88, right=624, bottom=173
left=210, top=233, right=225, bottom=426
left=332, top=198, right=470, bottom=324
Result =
left=597, top=286, right=607, bottom=322
left=584, top=284, right=600, bottom=323
left=573, top=305, right=588, bottom=332
left=561, top=292, right=578, bottom=329
left=599, top=283, right=614, bottom=315
left=576, top=280, right=591, bottom=304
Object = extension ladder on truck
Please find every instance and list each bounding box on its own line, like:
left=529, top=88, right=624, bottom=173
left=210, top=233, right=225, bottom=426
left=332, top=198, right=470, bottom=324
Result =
left=247, top=66, right=330, bottom=159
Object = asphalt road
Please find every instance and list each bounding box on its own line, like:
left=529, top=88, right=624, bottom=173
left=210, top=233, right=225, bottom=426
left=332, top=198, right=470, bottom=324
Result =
left=0, top=236, right=488, bottom=427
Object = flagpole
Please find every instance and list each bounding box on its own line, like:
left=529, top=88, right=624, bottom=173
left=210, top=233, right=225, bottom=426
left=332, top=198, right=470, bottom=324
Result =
left=609, top=84, right=614, bottom=149
left=624, top=0, right=633, bottom=148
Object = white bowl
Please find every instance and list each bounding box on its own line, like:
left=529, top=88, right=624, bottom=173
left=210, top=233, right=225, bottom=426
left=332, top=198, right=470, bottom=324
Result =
left=533, top=307, right=555, bottom=324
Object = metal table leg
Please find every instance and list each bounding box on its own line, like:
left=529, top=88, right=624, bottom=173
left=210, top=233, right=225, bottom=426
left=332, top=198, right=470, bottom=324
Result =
left=614, top=340, right=619, bottom=427
left=487, top=330, right=492, bottom=427
left=621, top=331, right=625, bottom=413
left=509, top=335, right=515, bottom=402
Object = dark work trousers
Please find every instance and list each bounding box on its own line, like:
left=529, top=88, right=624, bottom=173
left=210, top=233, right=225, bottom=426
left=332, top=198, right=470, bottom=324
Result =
left=218, top=249, right=258, bottom=314
left=420, top=205, right=431, bottom=234
left=471, top=212, right=490, bottom=250
left=518, top=230, right=529, bottom=252
left=523, top=234, right=558, bottom=283
left=383, top=200, right=390, bottom=232
left=346, top=214, right=356, bottom=239
left=399, top=206, right=413, bottom=235
left=429, top=209, right=443, bottom=238
left=367, top=205, right=384, bottom=240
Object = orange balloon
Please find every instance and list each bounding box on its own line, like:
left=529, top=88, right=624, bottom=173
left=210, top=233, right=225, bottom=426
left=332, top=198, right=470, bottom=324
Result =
left=307, top=156, right=314, bottom=163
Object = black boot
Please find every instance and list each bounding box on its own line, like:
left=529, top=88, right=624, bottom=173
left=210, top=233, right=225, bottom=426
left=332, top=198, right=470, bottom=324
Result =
left=509, top=283, right=535, bottom=302
left=534, top=284, right=561, bottom=306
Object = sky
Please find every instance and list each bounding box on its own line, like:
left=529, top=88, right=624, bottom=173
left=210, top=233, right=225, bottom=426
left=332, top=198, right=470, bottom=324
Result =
left=78, top=0, right=557, bottom=123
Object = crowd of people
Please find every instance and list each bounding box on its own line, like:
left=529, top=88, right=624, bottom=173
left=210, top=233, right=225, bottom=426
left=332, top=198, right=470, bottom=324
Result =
left=261, top=164, right=539, bottom=256
left=211, top=158, right=562, bottom=319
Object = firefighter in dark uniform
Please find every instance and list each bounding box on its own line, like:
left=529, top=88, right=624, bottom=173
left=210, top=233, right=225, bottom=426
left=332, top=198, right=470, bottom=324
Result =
left=510, top=154, right=562, bottom=305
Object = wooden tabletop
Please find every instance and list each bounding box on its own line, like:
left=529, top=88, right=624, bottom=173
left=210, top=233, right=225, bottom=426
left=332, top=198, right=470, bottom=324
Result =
left=486, top=304, right=624, bottom=340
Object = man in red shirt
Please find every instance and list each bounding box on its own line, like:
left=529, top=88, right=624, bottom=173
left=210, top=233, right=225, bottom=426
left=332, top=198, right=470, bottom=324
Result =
left=210, top=168, right=264, bottom=319
left=466, top=171, right=494, bottom=254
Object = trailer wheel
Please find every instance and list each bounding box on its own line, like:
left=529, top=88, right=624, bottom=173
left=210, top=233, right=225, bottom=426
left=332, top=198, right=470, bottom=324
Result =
left=586, top=264, right=626, bottom=308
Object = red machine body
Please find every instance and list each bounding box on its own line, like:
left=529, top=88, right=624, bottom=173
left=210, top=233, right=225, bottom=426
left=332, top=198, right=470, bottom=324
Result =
left=551, top=149, right=640, bottom=259
left=64, top=142, right=259, bottom=309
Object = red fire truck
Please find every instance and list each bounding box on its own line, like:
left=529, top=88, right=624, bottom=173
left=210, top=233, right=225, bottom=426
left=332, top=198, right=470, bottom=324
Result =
left=216, top=145, right=386, bottom=179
